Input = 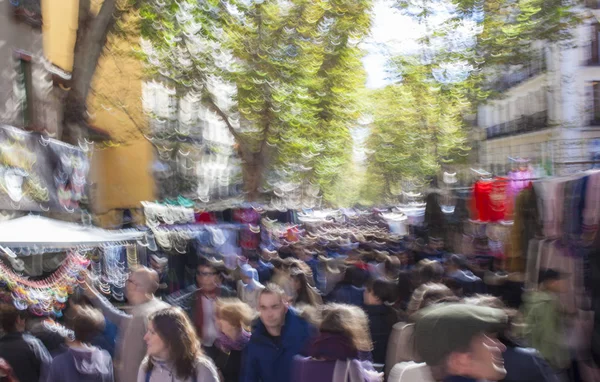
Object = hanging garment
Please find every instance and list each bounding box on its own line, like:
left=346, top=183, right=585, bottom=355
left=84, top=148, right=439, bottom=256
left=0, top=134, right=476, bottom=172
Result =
left=471, top=180, right=493, bottom=222
left=535, top=179, right=565, bottom=239
left=583, top=171, right=600, bottom=234
left=489, top=178, right=507, bottom=222
left=505, top=170, right=533, bottom=218
left=509, top=187, right=541, bottom=273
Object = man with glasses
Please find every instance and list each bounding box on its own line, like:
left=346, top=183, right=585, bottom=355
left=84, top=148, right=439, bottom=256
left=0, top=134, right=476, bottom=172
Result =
left=84, top=266, right=168, bottom=382
left=166, top=257, right=235, bottom=359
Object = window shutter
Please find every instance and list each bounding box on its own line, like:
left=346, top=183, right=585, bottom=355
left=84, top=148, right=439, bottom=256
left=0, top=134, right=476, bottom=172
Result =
left=585, top=82, right=595, bottom=125
left=592, top=23, right=599, bottom=64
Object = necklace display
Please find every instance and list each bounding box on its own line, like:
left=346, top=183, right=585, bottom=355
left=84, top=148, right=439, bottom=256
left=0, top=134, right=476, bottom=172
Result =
left=0, top=251, right=89, bottom=317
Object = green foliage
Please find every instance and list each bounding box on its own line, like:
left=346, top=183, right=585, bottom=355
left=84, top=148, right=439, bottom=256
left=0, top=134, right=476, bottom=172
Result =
left=359, top=0, right=580, bottom=201
left=139, top=0, right=372, bottom=202
left=364, top=57, right=471, bottom=199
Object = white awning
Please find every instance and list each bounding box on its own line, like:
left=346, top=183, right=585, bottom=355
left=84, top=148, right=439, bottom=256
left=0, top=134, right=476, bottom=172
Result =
left=0, top=215, right=143, bottom=248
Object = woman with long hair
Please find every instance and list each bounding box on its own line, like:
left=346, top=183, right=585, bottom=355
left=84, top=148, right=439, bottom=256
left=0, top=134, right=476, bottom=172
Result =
left=138, top=307, right=219, bottom=382
left=292, top=303, right=383, bottom=382
left=291, top=269, right=323, bottom=307
left=214, top=299, right=255, bottom=382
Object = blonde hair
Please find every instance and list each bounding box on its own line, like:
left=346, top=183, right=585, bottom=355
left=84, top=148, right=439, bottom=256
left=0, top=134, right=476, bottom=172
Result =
left=407, top=282, right=456, bottom=317
left=319, top=303, right=373, bottom=352
left=216, top=298, right=255, bottom=331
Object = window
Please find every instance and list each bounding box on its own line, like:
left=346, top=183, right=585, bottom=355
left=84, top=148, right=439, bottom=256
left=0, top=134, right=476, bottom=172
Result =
left=593, top=82, right=600, bottom=125
left=15, top=51, right=35, bottom=128
left=591, top=22, right=600, bottom=65
left=587, top=0, right=600, bottom=10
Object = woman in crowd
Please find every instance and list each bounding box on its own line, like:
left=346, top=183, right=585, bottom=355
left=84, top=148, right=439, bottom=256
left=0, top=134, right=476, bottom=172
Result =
left=414, top=259, right=444, bottom=286
left=214, top=299, right=254, bottom=382
left=291, top=303, right=383, bottom=382
left=47, top=305, right=114, bottom=382
left=291, top=268, right=323, bottom=307
left=406, top=282, right=457, bottom=318
left=327, top=265, right=368, bottom=306
left=138, top=307, right=219, bottom=382
left=237, top=263, right=265, bottom=310
left=270, top=257, right=295, bottom=300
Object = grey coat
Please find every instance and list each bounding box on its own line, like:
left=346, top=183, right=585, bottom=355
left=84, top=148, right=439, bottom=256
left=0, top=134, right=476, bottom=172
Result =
left=136, top=355, right=219, bottom=382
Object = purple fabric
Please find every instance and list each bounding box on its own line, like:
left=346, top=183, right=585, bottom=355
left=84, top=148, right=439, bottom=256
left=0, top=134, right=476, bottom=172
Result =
left=308, top=332, right=358, bottom=361
left=291, top=357, right=381, bottom=382
left=215, top=329, right=251, bottom=352
left=508, top=170, right=532, bottom=204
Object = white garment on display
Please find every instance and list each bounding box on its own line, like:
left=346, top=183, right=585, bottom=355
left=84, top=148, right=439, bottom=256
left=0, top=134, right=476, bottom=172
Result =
left=201, top=295, right=218, bottom=347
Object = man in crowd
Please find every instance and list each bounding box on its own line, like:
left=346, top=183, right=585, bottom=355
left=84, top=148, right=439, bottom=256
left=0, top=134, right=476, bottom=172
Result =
left=0, top=304, right=51, bottom=382
left=522, top=269, right=571, bottom=371
left=84, top=266, right=168, bottom=382
left=166, top=256, right=235, bottom=359
left=242, top=283, right=314, bottom=382
left=414, top=303, right=508, bottom=382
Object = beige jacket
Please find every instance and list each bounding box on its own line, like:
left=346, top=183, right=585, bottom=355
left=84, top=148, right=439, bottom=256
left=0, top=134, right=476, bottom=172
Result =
left=91, top=293, right=169, bottom=382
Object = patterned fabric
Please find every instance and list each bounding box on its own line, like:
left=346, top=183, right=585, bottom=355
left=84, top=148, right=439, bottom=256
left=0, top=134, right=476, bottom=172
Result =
left=215, top=329, right=251, bottom=352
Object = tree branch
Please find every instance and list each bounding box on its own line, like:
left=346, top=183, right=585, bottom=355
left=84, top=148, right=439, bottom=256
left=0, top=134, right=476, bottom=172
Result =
left=204, top=95, right=242, bottom=143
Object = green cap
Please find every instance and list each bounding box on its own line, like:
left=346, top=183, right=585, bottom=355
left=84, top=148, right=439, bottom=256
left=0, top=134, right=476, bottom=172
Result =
left=414, top=303, right=507, bottom=366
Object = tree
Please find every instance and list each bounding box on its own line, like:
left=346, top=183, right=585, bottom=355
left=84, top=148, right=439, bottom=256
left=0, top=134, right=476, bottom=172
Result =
left=139, top=0, right=372, bottom=202
left=61, top=0, right=141, bottom=144
left=364, top=56, right=471, bottom=200
left=395, top=0, right=581, bottom=97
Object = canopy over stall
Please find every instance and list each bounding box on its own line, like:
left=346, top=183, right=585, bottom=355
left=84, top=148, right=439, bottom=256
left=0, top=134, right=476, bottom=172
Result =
left=0, top=215, right=143, bottom=250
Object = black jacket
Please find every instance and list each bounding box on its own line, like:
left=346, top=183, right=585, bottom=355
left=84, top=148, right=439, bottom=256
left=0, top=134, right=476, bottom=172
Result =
left=215, top=348, right=243, bottom=382
left=364, top=304, right=397, bottom=365
left=0, top=332, right=52, bottom=382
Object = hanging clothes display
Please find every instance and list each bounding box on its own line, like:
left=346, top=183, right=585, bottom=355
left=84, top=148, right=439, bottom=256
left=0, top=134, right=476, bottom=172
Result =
left=235, top=208, right=261, bottom=250
left=505, top=168, right=533, bottom=218
left=489, top=177, right=507, bottom=222
left=472, top=179, right=493, bottom=221
left=508, top=186, right=541, bottom=273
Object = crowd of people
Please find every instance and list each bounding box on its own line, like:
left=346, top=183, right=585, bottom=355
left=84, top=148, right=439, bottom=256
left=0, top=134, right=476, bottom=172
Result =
left=0, top=218, right=596, bottom=382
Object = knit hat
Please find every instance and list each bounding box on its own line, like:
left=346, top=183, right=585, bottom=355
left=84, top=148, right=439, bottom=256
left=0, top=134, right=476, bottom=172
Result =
left=414, top=303, right=507, bottom=366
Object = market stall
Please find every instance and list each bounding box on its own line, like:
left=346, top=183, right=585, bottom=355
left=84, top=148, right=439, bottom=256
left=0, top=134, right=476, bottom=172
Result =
left=0, top=215, right=145, bottom=315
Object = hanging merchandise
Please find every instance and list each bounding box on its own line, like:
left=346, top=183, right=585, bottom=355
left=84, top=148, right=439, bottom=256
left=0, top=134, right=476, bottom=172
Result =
left=0, top=125, right=91, bottom=212
left=0, top=251, right=89, bottom=317
left=96, top=246, right=129, bottom=302
left=142, top=201, right=195, bottom=227
left=235, top=208, right=261, bottom=249
left=505, top=163, right=533, bottom=215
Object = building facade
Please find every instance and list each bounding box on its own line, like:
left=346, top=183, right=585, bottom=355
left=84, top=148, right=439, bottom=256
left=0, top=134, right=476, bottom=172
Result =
left=477, top=6, right=600, bottom=176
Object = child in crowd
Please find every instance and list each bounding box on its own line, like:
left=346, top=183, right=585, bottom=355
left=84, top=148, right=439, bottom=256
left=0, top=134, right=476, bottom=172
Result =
left=47, top=305, right=114, bottom=382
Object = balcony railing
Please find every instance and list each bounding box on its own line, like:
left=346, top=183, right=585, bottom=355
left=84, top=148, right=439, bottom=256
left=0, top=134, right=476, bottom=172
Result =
left=485, top=110, right=548, bottom=140
left=490, top=59, right=547, bottom=93
left=586, top=0, right=600, bottom=9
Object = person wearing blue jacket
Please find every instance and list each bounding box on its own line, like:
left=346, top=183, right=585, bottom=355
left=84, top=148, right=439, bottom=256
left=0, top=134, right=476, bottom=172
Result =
left=242, top=283, right=315, bottom=382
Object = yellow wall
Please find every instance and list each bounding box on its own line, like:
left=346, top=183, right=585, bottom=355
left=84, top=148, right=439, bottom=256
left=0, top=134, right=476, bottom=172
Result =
left=86, top=11, right=155, bottom=224
left=42, top=2, right=155, bottom=226
left=41, top=0, right=79, bottom=72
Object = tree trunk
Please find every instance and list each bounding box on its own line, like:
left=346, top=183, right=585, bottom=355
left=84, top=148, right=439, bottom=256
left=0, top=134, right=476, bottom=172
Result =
left=242, top=152, right=265, bottom=202
left=61, top=0, right=120, bottom=144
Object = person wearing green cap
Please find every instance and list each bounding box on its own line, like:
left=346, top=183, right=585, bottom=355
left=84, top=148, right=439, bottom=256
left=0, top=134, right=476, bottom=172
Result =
left=413, top=303, right=508, bottom=382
